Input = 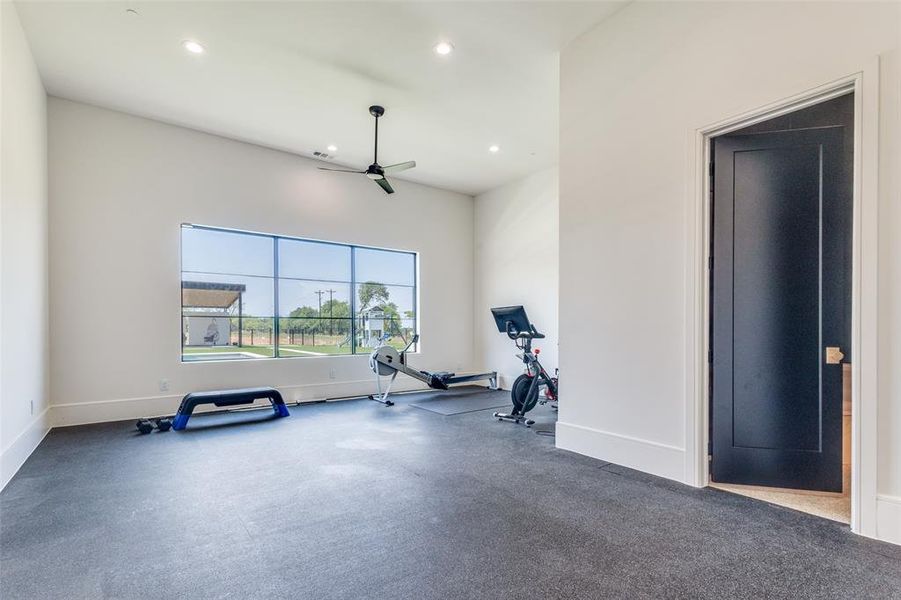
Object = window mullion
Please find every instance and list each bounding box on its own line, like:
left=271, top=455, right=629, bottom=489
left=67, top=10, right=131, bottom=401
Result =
left=273, top=237, right=280, bottom=358
left=350, top=247, right=357, bottom=355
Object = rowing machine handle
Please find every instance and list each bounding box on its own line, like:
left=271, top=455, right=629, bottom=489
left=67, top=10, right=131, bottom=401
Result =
left=401, top=334, right=420, bottom=356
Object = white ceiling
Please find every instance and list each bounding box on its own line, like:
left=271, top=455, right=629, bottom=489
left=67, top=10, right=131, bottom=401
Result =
left=15, top=1, right=625, bottom=195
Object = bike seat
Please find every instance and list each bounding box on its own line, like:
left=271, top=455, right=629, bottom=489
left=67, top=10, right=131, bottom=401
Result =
left=421, top=371, right=451, bottom=390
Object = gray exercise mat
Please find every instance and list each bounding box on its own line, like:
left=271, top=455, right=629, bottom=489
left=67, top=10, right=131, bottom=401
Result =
left=408, top=386, right=511, bottom=415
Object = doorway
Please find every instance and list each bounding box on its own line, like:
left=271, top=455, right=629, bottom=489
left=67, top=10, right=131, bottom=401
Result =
left=707, top=93, right=854, bottom=523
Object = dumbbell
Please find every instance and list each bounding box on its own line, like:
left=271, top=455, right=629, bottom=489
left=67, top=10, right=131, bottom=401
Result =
left=135, top=417, right=173, bottom=434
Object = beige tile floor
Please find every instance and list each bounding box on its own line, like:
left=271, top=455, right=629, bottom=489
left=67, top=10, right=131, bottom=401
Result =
left=710, top=464, right=851, bottom=524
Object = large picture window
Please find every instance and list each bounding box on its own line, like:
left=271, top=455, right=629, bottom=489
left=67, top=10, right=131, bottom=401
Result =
left=181, top=225, right=417, bottom=361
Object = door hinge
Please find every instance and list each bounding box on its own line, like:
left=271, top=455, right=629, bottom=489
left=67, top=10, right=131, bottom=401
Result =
left=708, top=161, right=715, bottom=177
left=708, top=255, right=713, bottom=270
left=708, top=348, right=713, bottom=363
left=707, top=440, right=712, bottom=456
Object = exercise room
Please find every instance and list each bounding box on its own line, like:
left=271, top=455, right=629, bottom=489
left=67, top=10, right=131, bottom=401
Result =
left=1, top=1, right=900, bottom=598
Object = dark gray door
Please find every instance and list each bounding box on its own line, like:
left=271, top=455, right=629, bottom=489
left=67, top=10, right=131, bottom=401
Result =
left=711, top=125, right=850, bottom=492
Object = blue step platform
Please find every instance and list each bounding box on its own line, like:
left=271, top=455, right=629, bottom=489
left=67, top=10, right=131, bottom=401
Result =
left=172, top=387, right=290, bottom=430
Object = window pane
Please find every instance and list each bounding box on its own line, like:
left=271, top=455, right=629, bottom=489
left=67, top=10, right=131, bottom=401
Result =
left=182, top=227, right=273, bottom=277
left=355, top=283, right=415, bottom=315
left=278, top=280, right=350, bottom=317
left=279, top=317, right=353, bottom=356
left=277, top=280, right=352, bottom=356
left=356, top=316, right=417, bottom=352
left=181, top=272, right=275, bottom=360
left=354, top=248, right=415, bottom=286
left=279, top=239, right=351, bottom=282
left=354, top=283, right=416, bottom=352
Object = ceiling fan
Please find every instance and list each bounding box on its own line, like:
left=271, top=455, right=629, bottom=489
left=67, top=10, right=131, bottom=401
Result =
left=318, top=105, right=416, bottom=195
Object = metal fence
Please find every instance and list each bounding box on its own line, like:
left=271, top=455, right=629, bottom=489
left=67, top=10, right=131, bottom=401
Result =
left=182, top=316, right=416, bottom=358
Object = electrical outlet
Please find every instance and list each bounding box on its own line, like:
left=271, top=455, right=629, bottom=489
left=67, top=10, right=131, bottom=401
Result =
left=159, top=379, right=170, bottom=392
left=329, top=369, right=336, bottom=380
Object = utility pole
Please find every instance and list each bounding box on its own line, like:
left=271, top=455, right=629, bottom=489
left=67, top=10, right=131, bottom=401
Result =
left=314, top=290, right=325, bottom=335
left=327, top=289, right=336, bottom=335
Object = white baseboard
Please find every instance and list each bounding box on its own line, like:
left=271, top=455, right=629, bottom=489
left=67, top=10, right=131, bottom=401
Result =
left=556, top=421, right=687, bottom=484
left=50, top=377, right=451, bottom=427
left=1, top=408, right=52, bottom=491
left=876, top=494, right=901, bottom=546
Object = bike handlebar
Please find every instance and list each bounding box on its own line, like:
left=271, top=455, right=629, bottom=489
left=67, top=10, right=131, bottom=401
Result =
left=505, top=322, right=545, bottom=340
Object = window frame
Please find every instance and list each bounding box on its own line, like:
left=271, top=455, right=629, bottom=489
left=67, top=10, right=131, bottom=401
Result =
left=180, top=223, right=419, bottom=363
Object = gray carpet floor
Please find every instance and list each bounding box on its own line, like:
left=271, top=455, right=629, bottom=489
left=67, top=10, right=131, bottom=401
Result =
left=2, top=392, right=900, bottom=600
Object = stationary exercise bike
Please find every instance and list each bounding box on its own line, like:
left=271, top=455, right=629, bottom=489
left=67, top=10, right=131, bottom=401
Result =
left=490, top=306, right=558, bottom=426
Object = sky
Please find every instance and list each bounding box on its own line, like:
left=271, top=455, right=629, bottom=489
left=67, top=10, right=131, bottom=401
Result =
left=181, top=226, right=415, bottom=316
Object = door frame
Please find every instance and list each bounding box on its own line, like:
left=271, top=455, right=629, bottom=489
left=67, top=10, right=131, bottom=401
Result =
left=684, top=60, right=881, bottom=537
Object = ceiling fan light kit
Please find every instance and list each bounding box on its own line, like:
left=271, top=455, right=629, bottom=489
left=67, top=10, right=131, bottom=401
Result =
left=318, top=105, right=416, bottom=195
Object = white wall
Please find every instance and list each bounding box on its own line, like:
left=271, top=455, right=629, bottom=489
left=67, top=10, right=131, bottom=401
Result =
left=877, top=46, right=901, bottom=546
left=557, top=1, right=900, bottom=543
left=48, top=98, right=475, bottom=426
left=0, top=2, right=50, bottom=489
left=474, top=167, right=558, bottom=387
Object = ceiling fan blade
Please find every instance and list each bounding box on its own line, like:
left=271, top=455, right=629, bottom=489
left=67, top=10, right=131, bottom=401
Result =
left=375, top=177, right=395, bottom=194
left=318, top=167, right=365, bottom=173
left=382, top=160, right=416, bottom=174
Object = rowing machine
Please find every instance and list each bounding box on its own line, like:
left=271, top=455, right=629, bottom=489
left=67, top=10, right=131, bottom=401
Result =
left=368, top=334, right=498, bottom=405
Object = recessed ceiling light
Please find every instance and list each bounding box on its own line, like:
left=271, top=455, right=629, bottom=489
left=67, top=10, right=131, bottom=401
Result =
left=489, top=145, right=500, bottom=153
left=433, top=41, right=454, bottom=56
left=182, top=40, right=205, bottom=54
left=327, top=144, right=338, bottom=153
